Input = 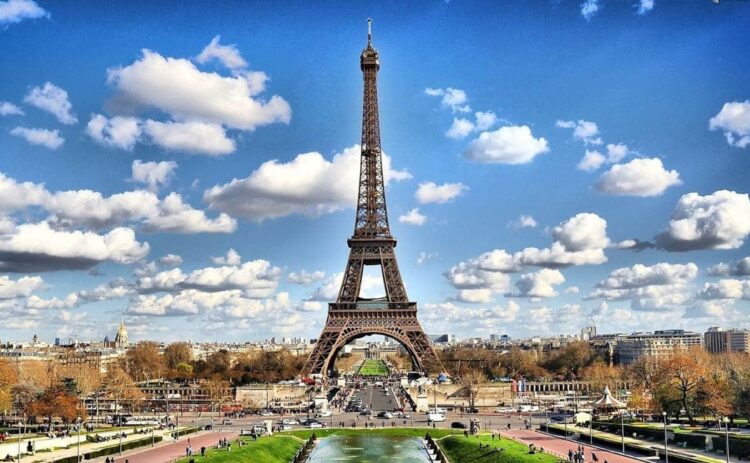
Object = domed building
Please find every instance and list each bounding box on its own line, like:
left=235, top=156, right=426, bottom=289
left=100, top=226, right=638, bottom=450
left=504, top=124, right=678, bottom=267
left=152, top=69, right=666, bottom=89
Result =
left=114, top=319, right=129, bottom=348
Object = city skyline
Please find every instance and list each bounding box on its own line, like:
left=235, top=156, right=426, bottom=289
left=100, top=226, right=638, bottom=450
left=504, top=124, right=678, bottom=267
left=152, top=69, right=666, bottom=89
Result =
left=1, top=0, right=750, bottom=344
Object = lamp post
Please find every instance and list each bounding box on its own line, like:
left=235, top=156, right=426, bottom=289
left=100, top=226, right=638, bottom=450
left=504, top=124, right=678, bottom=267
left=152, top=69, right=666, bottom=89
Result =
left=621, top=411, right=625, bottom=454
left=545, top=409, right=549, bottom=433
left=723, top=417, right=730, bottom=463
left=589, top=412, right=593, bottom=444
left=76, top=417, right=82, bottom=462
left=661, top=412, right=669, bottom=463
left=16, top=418, right=21, bottom=463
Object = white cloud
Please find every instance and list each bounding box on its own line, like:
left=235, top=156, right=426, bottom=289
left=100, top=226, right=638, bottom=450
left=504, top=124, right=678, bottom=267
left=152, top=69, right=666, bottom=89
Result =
left=195, top=35, right=248, bottom=70
left=580, top=0, right=601, bottom=21
left=464, top=125, right=549, bottom=164
left=0, top=102, right=24, bottom=116
left=565, top=286, right=580, bottom=294
left=555, top=119, right=601, bottom=145
left=143, top=120, right=236, bottom=156
left=107, top=49, right=290, bottom=131
left=445, top=213, right=610, bottom=301
left=131, top=160, right=177, bottom=191
left=0, top=222, right=149, bottom=272
left=211, top=248, right=241, bottom=266
left=203, top=145, right=411, bottom=221
left=606, top=143, right=629, bottom=163
left=310, top=272, right=386, bottom=301
left=596, top=263, right=698, bottom=290
left=636, top=0, right=655, bottom=14
left=0, top=172, right=234, bottom=234
left=0, top=275, right=44, bottom=299
left=10, top=126, right=64, bottom=149
left=509, top=215, right=538, bottom=229
left=596, top=157, right=681, bottom=196
left=445, top=118, right=474, bottom=140
left=86, top=114, right=142, bottom=150
left=417, top=251, right=437, bottom=265
left=288, top=270, right=326, bottom=285
left=0, top=0, right=48, bottom=24
left=415, top=181, right=467, bottom=204
left=709, top=100, right=750, bottom=148
left=577, top=150, right=606, bottom=172
left=23, top=82, right=77, bottom=124
left=699, top=279, right=750, bottom=300
left=474, top=111, right=497, bottom=131
left=708, top=257, right=750, bottom=277
left=511, top=268, right=565, bottom=298
left=656, top=190, right=750, bottom=251
left=158, top=253, right=183, bottom=266
left=424, top=87, right=470, bottom=113
left=399, top=208, right=427, bottom=226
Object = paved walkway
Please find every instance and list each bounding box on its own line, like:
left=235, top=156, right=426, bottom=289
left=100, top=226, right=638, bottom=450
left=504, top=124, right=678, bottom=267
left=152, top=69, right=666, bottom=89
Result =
left=90, top=431, right=238, bottom=463
left=500, top=429, right=645, bottom=463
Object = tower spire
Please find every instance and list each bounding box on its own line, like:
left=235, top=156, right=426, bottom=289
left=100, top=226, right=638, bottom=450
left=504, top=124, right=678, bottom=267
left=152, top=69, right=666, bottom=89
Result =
left=367, top=18, right=372, bottom=45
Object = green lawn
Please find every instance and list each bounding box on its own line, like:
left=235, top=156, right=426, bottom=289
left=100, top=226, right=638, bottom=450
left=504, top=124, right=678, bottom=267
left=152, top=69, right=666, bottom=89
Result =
left=358, top=359, right=389, bottom=376
left=174, top=435, right=302, bottom=463
left=440, top=433, right=561, bottom=463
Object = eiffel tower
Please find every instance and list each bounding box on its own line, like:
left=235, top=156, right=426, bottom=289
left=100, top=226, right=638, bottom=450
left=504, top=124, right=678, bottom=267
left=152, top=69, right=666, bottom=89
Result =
left=303, top=20, right=443, bottom=377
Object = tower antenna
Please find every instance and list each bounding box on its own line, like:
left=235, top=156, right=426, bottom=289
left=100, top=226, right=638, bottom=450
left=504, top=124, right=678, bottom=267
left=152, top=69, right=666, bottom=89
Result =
left=367, top=18, right=372, bottom=45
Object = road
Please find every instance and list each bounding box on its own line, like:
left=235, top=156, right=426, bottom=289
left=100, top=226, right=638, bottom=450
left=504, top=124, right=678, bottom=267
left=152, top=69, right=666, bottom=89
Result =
left=502, top=429, right=645, bottom=463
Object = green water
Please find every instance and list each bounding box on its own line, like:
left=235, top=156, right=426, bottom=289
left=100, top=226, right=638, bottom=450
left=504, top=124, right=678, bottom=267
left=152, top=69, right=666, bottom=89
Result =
left=307, top=434, right=432, bottom=462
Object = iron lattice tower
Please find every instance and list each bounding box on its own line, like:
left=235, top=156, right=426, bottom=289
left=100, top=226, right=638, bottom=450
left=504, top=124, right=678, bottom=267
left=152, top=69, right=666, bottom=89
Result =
left=303, top=20, right=443, bottom=377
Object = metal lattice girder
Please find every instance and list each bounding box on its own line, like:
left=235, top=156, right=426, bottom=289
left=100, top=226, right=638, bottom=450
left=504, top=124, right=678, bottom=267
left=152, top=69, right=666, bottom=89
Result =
left=303, top=22, right=443, bottom=378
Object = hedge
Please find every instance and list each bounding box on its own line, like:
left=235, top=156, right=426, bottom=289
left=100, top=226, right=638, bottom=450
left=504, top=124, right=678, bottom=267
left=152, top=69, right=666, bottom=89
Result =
left=672, top=432, right=710, bottom=449
left=712, top=435, right=750, bottom=459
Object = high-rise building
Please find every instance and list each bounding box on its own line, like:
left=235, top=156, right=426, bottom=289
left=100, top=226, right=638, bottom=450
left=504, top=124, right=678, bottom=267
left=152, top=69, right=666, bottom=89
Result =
left=705, top=327, right=750, bottom=354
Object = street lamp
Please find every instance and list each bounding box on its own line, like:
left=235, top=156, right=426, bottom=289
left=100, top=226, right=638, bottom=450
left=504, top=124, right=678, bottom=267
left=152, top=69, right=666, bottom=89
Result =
left=16, top=418, right=21, bottom=463
left=723, top=417, right=730, bottom=463
left=76, top=417, right=82, bottom=462
left=589, top=412, right=593, bottom=444
left=663, top=411, right=669, bottom=463
left=621, top=411, right=625, bottom=454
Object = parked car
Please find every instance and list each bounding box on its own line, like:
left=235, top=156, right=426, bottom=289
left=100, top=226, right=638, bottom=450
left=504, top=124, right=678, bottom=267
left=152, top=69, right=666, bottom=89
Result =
left=222, top=419, right=233, bottom=425
left=451, top=421, right=467, bottom=429
left=495, top=407, right=514, bottom=413
left=377, top=411, right=393, bottom=419
left=308, top=422, right=323, bottom=429
left=281, top=419, right=299, bottom=425
left=317, top=410, right=332, bottom=417
left=260, top=410, right=274, bottom=416
left=428, top=413, right=446, bottom=422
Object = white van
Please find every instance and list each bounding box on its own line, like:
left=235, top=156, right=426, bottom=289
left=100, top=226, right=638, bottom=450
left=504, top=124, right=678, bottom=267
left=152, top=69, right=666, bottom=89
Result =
left=428, top=413, right=446, bottom=422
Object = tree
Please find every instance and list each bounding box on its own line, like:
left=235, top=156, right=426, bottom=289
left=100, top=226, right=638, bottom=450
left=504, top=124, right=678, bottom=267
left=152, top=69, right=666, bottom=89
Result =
left=164, top=343, right=193, bottom=371
left=652, top=349, right=708, bottom=423
left=27, top=384, right=85, bottom=425
left=105, top=366, right=142, bottom=413
left=0, top=359, right=18, bottom=415
left=581, top=361, right=623, bottom=392
left=205, top=377, right=230, bottom=415
left=125, top=342, right=164, bottom=382
left=460, top=370, right=487, bottom=412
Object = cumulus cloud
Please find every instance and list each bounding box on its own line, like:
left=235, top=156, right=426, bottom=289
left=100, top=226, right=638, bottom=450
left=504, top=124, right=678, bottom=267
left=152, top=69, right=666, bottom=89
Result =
left=131, top=160, right=177, bottom=191
left=211, top=248, right=241, bottom=266
left=709, top=100, right=750, bottom=148
left=555, top=119, right=602, bottom=145
left=107, top=49, right=290, bottom=131
left=445, top=212, right=609, bottom=302
left=707, top=257, right=750, bottom=277
left=10, top=126, right=64, bottom=149
left=698, top=279, right=750, bottom=300
left=0, top=0, right=48, bottom=24
left=0, top=172, right=235, bottom=234
left=23, top=82, right=77, bottom=124
left=0, top=222, right=149, bottom=272
left=445, top=111, right=498, bottom=139
left=0, top=275, right=44, bottom=299
left=417, top=251, right=437, bottom=265
left=636, top=0, right=655, bottom=15
left=464, top=125, right=549, bottom=164
left=509, top=215, right=538, bottom=229
left=656, top=190, right=750, bottom=251
left=288, top=270, right=326, bottom=285
left=195, top=35, right=248, bottom=70
left=577, top=150, right=605, bottom=172
left=606, top=143, right=630, bottom=163
left=587, top=262, right=697, bottom=312
left=86, top=114, right=142, bottom=150
left=399, top=208, right=427, bottom=226
left=203, top=145, right=410, bottom=221
left=580, top=0, right=601, bottom=21
left=421, top=300, right=520, bottom=335
left=310, top=272, right=386, bottom=301
left=595, top=158, right=681, bottom=196
left=424, top=87, right=470, bottom=113
left=0, top=102, right=24, bottom=116
left=158, top=253, right=183, bottom=266
left=415, top=182, right=467, bottom=204
left=142, top=120, right=236, bottom=156
left=510, top=268, right=565, bottom=298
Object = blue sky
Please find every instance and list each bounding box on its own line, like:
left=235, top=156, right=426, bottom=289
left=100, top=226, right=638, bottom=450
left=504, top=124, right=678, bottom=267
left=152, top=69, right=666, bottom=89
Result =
left=1, top=0, right=749, bottom=343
